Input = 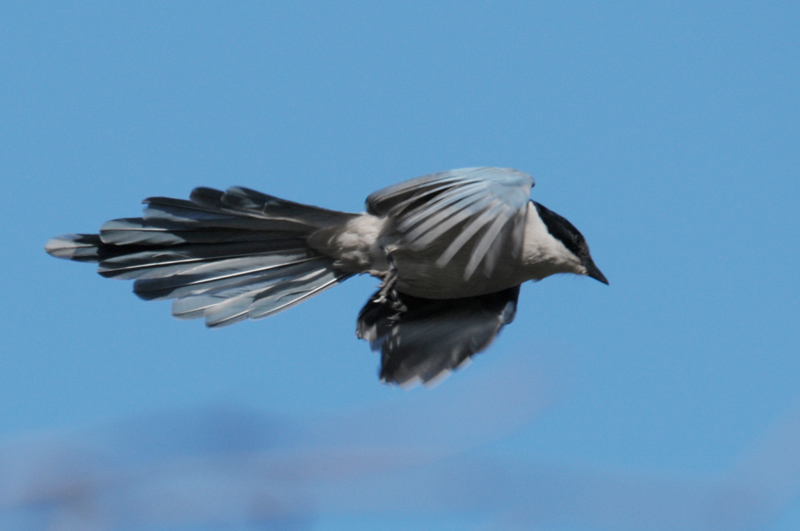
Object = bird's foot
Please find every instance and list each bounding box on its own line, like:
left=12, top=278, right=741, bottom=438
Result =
left=373, top=258, right=406, bottom=314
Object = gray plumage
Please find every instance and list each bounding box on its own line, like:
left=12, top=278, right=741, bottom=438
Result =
left=46, top=167, right=606, bottom=386
left=357, top=286, right=521, bottom=386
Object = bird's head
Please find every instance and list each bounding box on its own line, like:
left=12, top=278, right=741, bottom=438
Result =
left=532, top=201, right=608, bottom=285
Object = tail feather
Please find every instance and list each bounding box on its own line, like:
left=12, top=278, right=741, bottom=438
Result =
left=171, top=262, right=337, bottom=321
left=214, top=186, right=352, bottom=229
left=45, top=234, right=106, bottom=262
left=132, top=255, right=324, bottom=301
left=97, top=240, right=308, bottom=280
left=198, top=266, right=346, bottom=328
left=244, top=269, right=342, bottom=320
left=45, top=186, right=357, bottom=327
left=100, top=218, right=286, bottom=246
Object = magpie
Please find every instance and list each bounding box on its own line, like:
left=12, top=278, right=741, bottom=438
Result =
left=46, top=167, right=607, bottom=386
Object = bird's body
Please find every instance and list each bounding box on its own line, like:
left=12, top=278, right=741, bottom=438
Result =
left=311, top=202, right=584, bottom=299
left=46, top=167, right=606, bottom=386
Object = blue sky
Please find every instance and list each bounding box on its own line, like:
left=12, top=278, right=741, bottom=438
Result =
left=2, top=2, right=799, bottom=529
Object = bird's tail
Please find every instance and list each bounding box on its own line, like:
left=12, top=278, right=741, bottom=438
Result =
left=45, top=186, right=357, bottom=328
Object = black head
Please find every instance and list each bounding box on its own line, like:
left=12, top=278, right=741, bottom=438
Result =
left=533, top=201, right=608, bottom=285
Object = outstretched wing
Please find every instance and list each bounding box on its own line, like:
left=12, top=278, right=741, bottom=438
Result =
left=356, top=286, right=521, bottom=386
left=366, top=167, right=534, bottom=280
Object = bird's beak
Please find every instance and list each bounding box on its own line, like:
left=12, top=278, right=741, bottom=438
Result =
left=584, top=260, right=609, bottom=285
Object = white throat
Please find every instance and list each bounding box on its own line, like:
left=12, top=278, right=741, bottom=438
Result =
left=521, top=202, right=584, bottom=280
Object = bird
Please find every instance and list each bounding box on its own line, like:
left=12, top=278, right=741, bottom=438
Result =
left=46, top=167, right=607, bottom=386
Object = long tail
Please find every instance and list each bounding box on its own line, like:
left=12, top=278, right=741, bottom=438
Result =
left=45, top=186, right=357, bottom=328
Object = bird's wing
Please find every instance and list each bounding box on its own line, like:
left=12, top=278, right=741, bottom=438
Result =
left=356, top=286, right=521, bottom=386
left=366, top=167, right=534, bottom=280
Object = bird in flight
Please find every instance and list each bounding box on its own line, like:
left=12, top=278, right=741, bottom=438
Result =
left=46, top=167, right=607, bottom=386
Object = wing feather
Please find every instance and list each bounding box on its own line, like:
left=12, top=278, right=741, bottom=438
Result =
left=356, top=286, right=521, bottom=386
left=464, top=209, right=515, bottom=279
left=403, top=191, right=490, bottom=246
left=367, top=167, right=534, bottom=279
left=435, top=200, right=504, bottom=271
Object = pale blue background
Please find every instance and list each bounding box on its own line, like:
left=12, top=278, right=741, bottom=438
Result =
left=2, top=2, right=799, bottom=529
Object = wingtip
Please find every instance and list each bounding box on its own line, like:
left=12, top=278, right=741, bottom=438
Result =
left=380, top=373, right=424, bottom=391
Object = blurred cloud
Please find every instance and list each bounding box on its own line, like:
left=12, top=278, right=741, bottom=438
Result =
left=2, top=358, right=800, bottom=530
left=0, top=359, right=553, bottom=530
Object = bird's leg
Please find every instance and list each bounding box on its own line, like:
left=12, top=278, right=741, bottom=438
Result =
left=373, top=250, right=407, bottom=314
